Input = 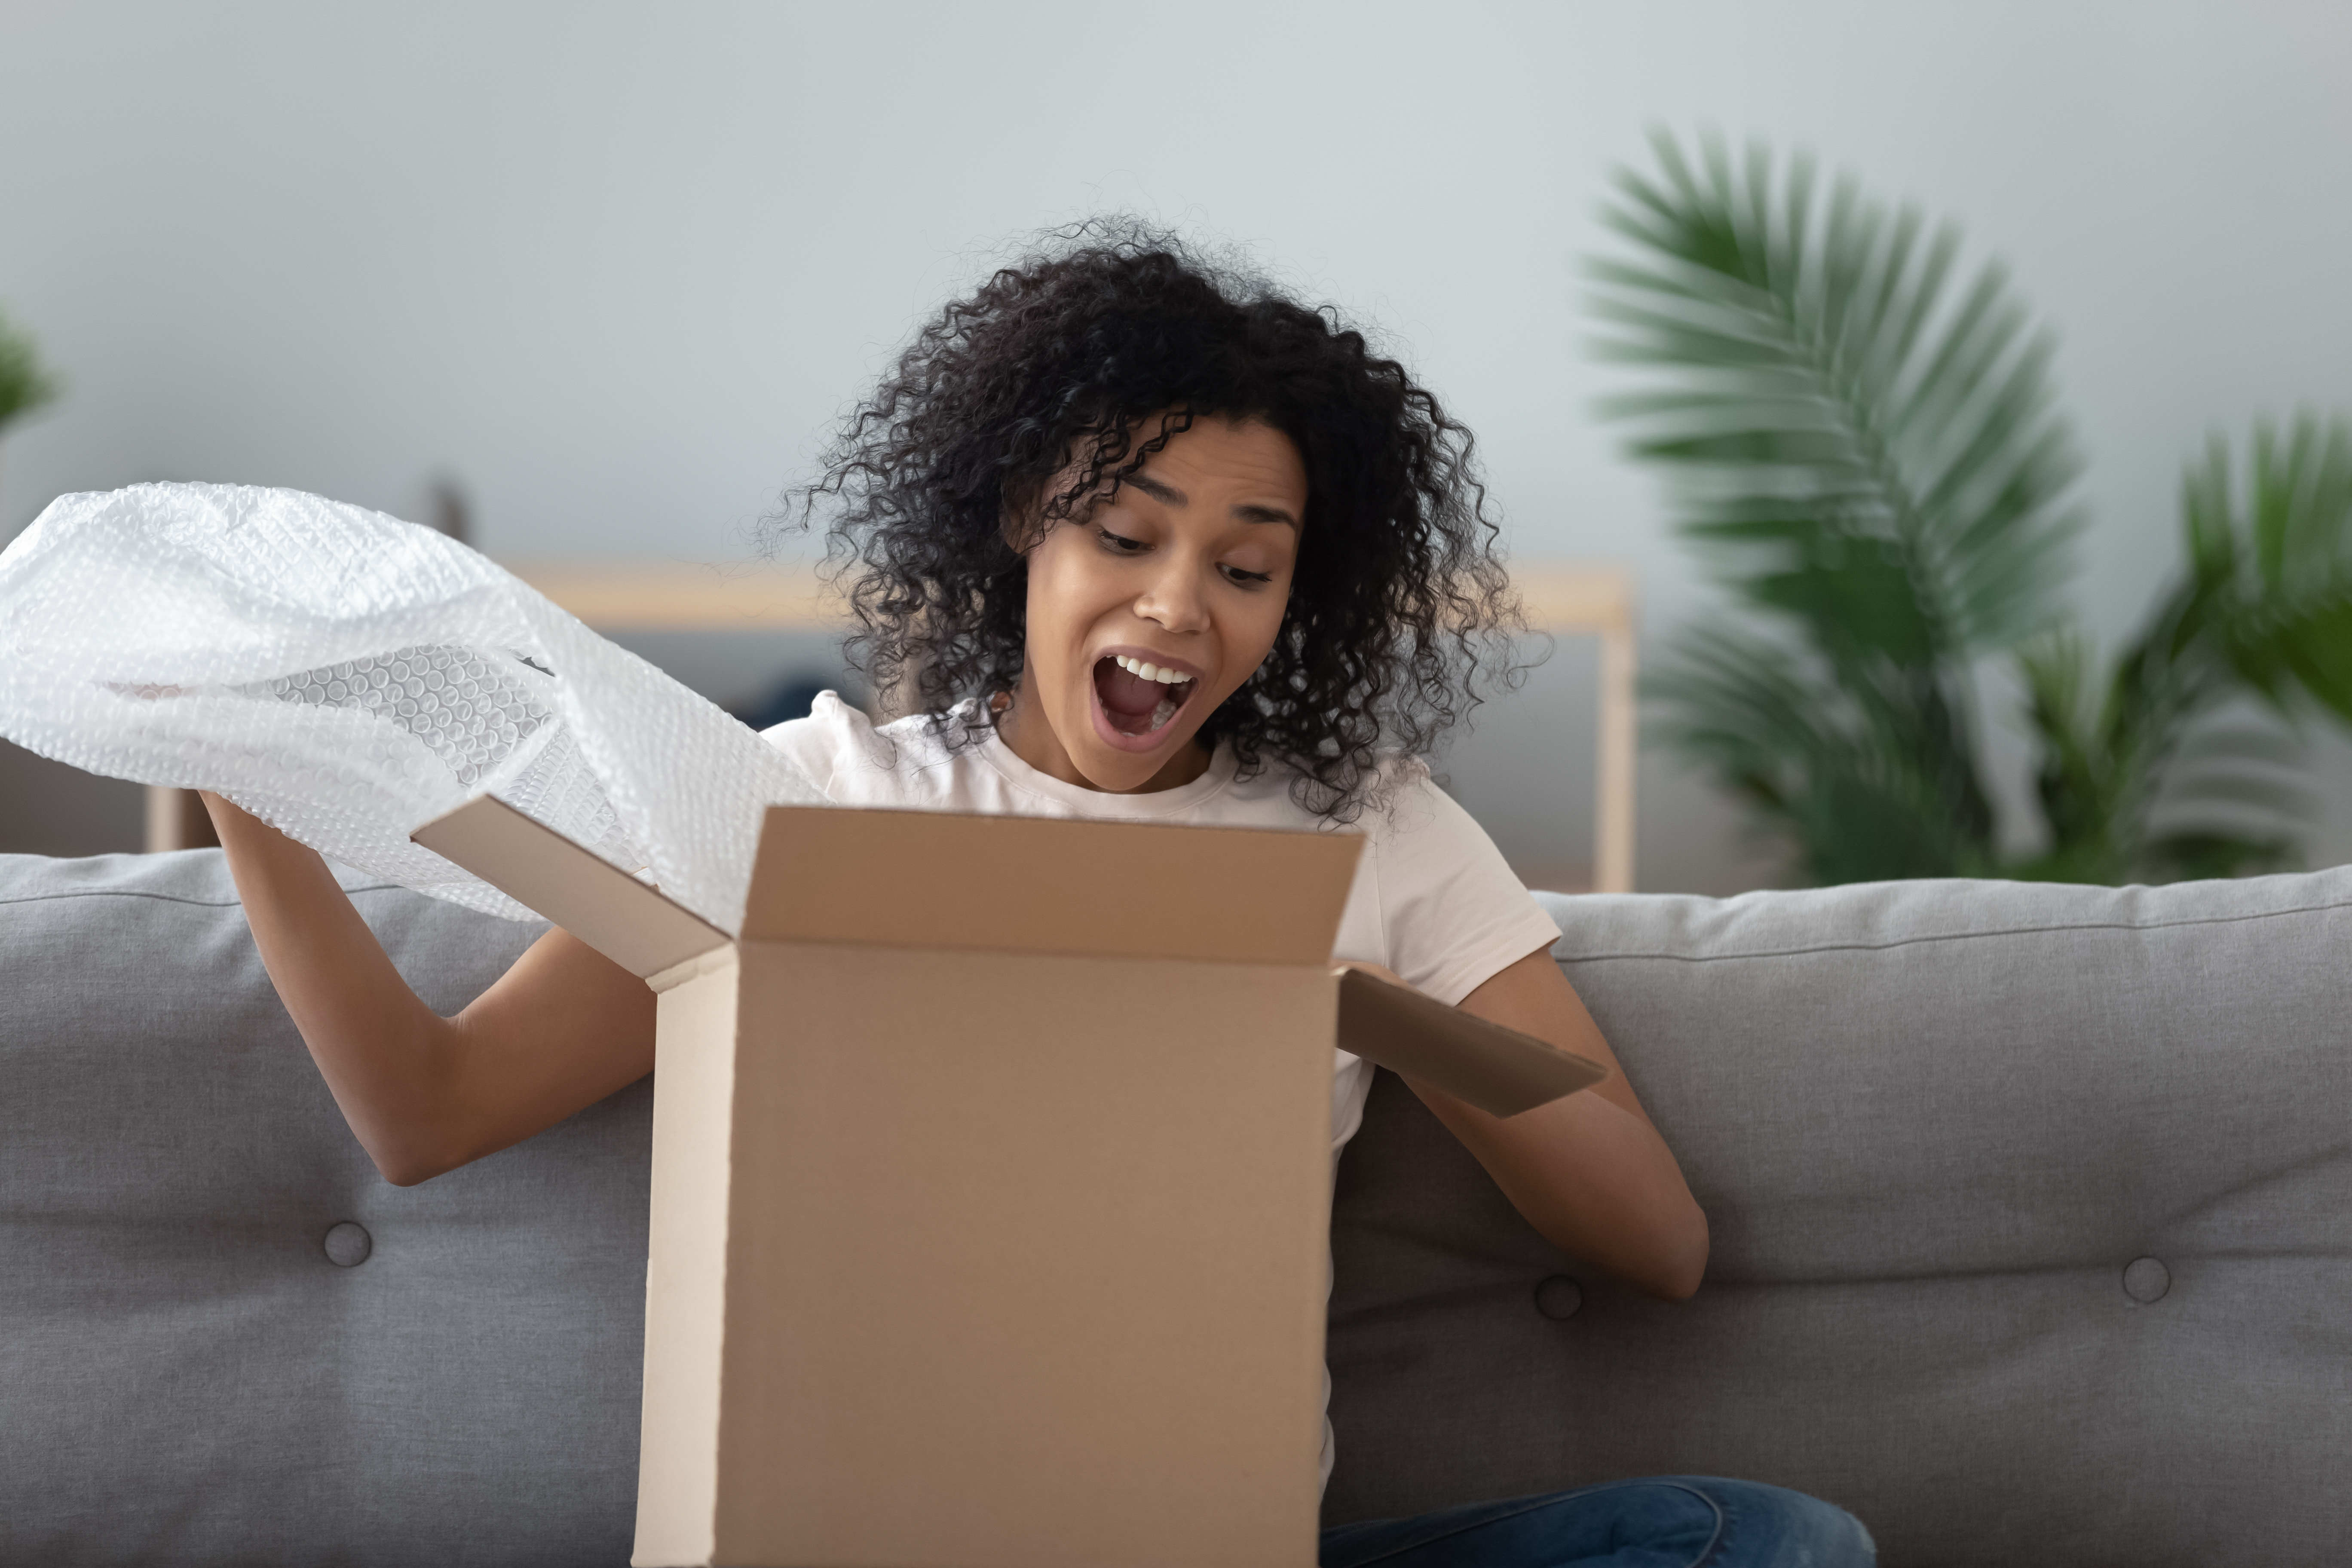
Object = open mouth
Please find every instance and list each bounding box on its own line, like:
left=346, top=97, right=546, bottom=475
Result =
left=1091, top=653, right=1198, bottom=741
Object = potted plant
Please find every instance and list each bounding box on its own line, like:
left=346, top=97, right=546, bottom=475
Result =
left=1594, top=132, right=2352, bottom=885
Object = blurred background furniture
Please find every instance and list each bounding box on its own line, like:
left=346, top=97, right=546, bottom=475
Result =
left=137, top=562, right=1639, bottom=891
left=5, top=847, right=2342, bottom=1565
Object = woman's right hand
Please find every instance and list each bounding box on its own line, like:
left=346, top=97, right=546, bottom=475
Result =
left=202, top=792, right=656, bottom=1185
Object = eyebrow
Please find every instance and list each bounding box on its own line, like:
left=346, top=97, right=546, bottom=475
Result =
left=1123, top=472, right=1300, bottom=528
left=1123, top=472, right=1186, bottom=506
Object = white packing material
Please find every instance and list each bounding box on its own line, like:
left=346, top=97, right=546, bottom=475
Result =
left=0, top=482, right=829, bottom=929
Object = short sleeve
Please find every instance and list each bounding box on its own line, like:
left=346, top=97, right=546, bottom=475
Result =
left=760, top=691, right=907, bottom=803
left=760, top=691, right=855, bottom=793
left=1363, top=765, right=1564, bottom=1006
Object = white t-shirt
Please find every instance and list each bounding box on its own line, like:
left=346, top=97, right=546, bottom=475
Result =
left=762, top=694, right=1564, bottom=1486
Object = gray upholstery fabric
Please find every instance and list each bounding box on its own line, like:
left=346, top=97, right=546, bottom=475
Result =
left=1327, top=870, right=2352, bottom=1566
left=5, top=851, right=2347, bottom=1564
left=0, top=850, right=648, bottom=1565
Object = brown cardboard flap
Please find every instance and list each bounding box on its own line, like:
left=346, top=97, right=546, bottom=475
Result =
left=411, top=795, right=731, bottom=980
left=739, top=806, right=1363, bottom=967
left=1335, top=967, right=1609, bottom=1117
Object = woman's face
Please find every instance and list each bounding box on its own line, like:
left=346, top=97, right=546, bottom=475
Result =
left=1003, top=414, right=1306, bottom=793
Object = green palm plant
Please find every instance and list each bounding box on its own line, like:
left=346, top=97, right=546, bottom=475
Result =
left=2011, top=417, right=2352, bottom=882
left=2197, top=416, right=2352, bottom=722
left=1595, top=131, right=2352, bottom=885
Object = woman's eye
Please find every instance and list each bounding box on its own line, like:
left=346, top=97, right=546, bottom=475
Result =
left=1224, top=564, right=1275, bottom=585
left=1096, top=528, right=1147, bottom=554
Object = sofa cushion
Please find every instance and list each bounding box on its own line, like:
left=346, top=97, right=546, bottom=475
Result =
left=0, top=850, right=649, bottom=1566
left=1326, top=870, right=2352, bottom=1566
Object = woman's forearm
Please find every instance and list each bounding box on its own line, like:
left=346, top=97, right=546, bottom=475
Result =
left=201, top=792, right=657, bottom=1185
left=1409, top=949, right=1710, bottom=1301
left=1407, top=1073, right=1709, bottom=1300
left=202, top=791, right=472, bottom=1182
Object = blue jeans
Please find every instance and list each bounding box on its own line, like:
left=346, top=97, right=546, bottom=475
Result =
left=1320, top=1477, right=1877, bottom=1568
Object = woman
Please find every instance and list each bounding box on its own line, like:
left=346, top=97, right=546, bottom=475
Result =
left=206, top=223, right=1873, bottom=1568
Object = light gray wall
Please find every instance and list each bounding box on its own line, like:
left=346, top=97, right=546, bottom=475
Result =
left=4, top=1, right=2348, bottom=888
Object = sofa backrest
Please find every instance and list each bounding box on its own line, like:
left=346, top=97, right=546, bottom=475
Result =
left=3, top=850, right=2346, bottom=1565
left=1329, top=871, right=2352, bottom=1566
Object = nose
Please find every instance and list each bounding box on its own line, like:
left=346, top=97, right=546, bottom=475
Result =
left=1132, top=552, right=1212, bottom=635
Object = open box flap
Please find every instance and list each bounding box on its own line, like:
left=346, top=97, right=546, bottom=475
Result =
left=738, top=806, right=1363, bottom=966
left=1335, top=967, right=1609, bottom=1117
left=411, top=795, right=731, bottom=980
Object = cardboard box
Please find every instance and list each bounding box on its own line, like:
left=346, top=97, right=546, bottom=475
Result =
left=414, top=798, right=1605, bottom=1568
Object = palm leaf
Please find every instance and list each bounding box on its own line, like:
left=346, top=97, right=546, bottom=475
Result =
left=2192, top=414, right=2352, bottom=723
left=1595, top=130, right=2082, bottom=659
left=2013, top=568, right=2307, bottom=884
left=1649, top=625, right=1995, bottom=882
left=1599, top=130, right=2082, bottom=880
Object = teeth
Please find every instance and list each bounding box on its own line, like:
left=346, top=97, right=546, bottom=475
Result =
left=1113, top=655, right=1191, bottom=685
left=1149, top=695, right=1177, bottom=729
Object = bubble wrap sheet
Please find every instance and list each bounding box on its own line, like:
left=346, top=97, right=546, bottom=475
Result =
left=0, top=483, right=827, bottom=929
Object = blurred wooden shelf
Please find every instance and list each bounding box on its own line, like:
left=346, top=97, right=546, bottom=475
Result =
left=504, top=561, right=840, bottom=631
left=145, top=784, right=218, bottom=852
left=151, top=561, right=1638, bottom=892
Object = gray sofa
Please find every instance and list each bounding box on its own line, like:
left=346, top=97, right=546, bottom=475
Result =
left=3, top=848, right=2346, bottom=1565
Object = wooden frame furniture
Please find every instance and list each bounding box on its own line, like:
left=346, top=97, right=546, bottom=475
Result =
left=147, top=563, right=1636, bottom=892
left=1510, top=567, right=1637, bottom=895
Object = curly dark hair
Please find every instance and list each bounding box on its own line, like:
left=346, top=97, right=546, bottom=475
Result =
left=774, top=220, right=1522, bottom=818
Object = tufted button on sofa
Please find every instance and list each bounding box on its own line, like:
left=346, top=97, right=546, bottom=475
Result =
left=3, top=849, right=2347, bottom=1565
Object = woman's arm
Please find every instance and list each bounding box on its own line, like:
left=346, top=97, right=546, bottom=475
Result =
left=202, top=791, right=656, bottom=1186
left=1387, top=947, right=1710, bottom=1302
